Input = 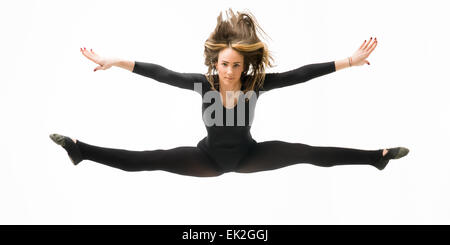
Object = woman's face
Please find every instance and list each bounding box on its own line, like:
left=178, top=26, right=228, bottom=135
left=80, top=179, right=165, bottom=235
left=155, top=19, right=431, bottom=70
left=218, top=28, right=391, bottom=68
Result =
left=215, top=47, right=244, bottom=90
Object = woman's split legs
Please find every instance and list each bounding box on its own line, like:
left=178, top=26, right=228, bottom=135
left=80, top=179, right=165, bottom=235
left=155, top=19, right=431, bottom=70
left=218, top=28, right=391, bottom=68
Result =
left=235, top=140, right=383, bottom=173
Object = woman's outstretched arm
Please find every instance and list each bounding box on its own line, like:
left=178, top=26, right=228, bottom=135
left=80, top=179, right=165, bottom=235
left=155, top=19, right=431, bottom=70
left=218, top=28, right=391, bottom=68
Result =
left=80, top=47, right=206, bottom=93
left=260, top=61, right=336, bottom=91
left=260, top=37, right=378, bottom=91
left=131, top=61, right=202, bottom=91
left=80, top=47, right=134, bottom=71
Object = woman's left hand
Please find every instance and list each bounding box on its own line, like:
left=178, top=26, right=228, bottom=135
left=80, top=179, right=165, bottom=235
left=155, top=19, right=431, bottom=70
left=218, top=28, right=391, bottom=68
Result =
left=351, top=37, right=378, bottom=66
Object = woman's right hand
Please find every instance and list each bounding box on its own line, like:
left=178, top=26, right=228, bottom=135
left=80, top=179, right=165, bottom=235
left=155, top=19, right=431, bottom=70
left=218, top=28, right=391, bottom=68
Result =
left=80, top=47, right=117, bottom=72
left=350, top=37, right=378, bottom=66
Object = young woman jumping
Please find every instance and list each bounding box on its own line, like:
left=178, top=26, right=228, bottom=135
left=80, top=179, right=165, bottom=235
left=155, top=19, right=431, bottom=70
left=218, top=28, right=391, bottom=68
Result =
left=50, top=8, right=409, bottom=177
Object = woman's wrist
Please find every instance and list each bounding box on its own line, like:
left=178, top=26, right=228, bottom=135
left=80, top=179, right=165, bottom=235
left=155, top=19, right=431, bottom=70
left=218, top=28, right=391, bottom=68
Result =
left=112, top=59, right=135, bottom=72
left=334, top=57, right=353, bottom=71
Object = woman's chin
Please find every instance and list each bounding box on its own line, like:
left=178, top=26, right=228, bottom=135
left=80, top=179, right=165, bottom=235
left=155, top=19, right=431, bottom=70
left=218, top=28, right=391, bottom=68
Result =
left=222, top=80, right=235, bottom=86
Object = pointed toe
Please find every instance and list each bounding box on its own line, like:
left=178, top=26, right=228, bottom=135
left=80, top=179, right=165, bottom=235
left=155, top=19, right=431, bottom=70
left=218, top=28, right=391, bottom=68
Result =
left=374, top=147, right=410, bottom=170
left=388, top=147, right=410, bottom=159
left=49, top=133, right=66, bottom=146
left=396, top=147, right=409, bottom=159
left=49, top=133, right=83, bottom=165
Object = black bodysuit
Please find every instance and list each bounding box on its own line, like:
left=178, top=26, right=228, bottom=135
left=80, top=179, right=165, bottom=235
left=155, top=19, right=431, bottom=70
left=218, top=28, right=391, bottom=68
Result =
left=75, top=61, right=384, bottom=177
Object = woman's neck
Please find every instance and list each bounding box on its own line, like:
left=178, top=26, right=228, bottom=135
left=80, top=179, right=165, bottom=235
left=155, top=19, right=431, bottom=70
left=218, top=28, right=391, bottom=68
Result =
left=219, top=80, right=242, bottom=92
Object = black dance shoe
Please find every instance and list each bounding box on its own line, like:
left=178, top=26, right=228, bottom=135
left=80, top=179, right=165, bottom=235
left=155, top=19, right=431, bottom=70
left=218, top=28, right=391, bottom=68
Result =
left=49, top=133, right=83, bottom=165
left=373, top=147, right=410, bottom=170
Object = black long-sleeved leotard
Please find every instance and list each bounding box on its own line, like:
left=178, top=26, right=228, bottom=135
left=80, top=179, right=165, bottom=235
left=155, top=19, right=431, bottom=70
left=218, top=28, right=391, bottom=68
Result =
left=131, top=61, right=337, bottom=172
left=74, top=60, right=384, bottom=176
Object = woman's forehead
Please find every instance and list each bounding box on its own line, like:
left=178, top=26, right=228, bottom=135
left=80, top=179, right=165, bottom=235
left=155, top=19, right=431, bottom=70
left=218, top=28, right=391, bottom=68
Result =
left=219, top=52, right=244, bottom=62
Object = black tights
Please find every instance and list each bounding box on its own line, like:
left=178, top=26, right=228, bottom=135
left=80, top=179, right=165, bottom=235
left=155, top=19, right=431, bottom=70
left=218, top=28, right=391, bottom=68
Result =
left=76, top=140, right=383, bottom=177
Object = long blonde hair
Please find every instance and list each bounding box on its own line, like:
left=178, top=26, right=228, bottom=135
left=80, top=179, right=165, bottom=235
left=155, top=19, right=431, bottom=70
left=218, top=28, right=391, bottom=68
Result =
left=203, top=8, right=276, bottom=95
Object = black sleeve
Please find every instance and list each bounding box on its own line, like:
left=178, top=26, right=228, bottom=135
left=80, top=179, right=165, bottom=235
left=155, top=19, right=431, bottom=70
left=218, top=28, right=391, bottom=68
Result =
left=260, top=61, right=336, bottom=92
left=132, top=61, right=206, bottom=94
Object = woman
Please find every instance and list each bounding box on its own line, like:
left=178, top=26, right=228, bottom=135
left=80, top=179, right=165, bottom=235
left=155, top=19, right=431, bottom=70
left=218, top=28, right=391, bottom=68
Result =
left=50, top=8, right=409, bottom=177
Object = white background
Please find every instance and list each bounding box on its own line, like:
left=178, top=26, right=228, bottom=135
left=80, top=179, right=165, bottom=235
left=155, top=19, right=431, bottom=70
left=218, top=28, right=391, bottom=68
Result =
left=1, top=0, right=449, bottom=224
